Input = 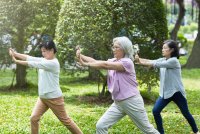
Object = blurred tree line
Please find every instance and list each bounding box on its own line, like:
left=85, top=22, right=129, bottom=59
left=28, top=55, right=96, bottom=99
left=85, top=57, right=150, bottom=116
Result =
left=0, top=0, right=180, bottom=96
left=163, top=0, right=200, bottom=68
left=0, top=0, right=168, bottom=94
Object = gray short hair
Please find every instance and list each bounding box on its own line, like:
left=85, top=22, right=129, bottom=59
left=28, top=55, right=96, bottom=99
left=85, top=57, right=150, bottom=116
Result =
left=113, top=36, right=134, bottom=61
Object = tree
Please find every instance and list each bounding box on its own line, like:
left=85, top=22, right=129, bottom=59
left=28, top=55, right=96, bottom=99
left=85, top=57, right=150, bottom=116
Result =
left=169, top=0, right=186, bottom=40
left=56, top=0, right=168, bottom=95
left=0, top=34, right=12, bottom=70
left=164, top=0, right=200, bottom=68
left=185, top=0, right=200, bottom=68
left=0, top=0, right=61, bottom=88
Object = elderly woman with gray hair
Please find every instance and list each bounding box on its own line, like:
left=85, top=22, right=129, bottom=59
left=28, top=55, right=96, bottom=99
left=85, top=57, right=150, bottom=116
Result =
left=76, top=36, right=159, bottom=134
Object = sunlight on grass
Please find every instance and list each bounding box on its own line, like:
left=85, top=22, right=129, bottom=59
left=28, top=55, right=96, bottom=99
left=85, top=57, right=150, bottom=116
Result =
left=0, top=69, right=200, bottom=134
left=183, top=78, right=200, bottom=90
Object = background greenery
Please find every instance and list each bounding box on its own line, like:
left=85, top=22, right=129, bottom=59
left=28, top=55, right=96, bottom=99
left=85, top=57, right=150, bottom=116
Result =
left=0, top=0, right=200, bottom=133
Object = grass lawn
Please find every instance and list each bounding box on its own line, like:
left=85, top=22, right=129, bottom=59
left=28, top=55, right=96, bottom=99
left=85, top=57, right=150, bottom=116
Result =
left=0, top=68, right=200, bottom=134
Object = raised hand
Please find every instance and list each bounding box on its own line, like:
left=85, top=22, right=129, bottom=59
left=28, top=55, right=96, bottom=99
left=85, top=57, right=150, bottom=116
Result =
left=11, top=55, right=17, bottom=63
left=9, top=48, right=15, bottom=57
left=134, top=54, right=140, bottom=63
left=75, top=45, right=81, bottom=58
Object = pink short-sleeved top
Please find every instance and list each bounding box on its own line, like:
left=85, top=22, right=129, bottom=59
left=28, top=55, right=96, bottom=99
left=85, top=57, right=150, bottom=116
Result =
left=107, top=58, right=139, bottom=101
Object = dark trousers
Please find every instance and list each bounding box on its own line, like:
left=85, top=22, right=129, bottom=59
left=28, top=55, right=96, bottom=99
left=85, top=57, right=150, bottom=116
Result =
left=152, top=92, right=198, bottom=134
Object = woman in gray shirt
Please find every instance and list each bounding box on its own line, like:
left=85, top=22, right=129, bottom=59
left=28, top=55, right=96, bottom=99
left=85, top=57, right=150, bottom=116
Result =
left=135, top=40, right=199, bottom=134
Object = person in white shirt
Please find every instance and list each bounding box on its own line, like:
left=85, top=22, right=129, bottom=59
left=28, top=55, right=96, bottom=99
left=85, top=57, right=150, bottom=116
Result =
left=9, top=40, right=83, bottom=134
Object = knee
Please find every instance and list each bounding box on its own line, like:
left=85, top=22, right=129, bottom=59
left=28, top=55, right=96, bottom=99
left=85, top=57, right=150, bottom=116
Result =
left=152, top=107, right=160, bottom=116
left=182, top=111, right=192, bottom=119
left=96, top=120, right=106, bottom=130
left=60, top=117, right=74, bottom=126
left=30, top=114, right=40, bottom=123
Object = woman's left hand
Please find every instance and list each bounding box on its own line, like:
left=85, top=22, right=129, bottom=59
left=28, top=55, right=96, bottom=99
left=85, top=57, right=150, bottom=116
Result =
left=134, top=54, right=140, bottom=64
left=12, top=55, right=17, bottom=63
left=78, top=56, right=85, bottom=66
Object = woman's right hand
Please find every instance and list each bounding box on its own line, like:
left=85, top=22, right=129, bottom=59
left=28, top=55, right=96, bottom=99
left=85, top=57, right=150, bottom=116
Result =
left=77, top=54, right=90, bottom=67
left=75, top=45, right=81, bottom=58
left=134, top=54, right=140, bottom=64
left=9, top=48, right=15, bottom=57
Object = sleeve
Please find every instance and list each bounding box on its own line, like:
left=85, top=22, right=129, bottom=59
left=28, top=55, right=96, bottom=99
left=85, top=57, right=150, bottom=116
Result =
left=120, top=59, right=133, bottom=73
left=152, top=58, right=180, bottom=69
left=27, top=56, right=43, bottom=62
left=27, top=59, right=58, bottom=72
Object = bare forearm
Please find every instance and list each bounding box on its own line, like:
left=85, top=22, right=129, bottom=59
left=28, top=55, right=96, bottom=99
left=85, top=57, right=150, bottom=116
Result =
left=80, top=54, right=96, bottom=62
left=14, top=52, right=28, bottom=60
left=15, top=60, right=28, bottom=66
left=84, top=61, right=124, bottom=71
left=84, top=61, right=106, bottom=69
left=139, top=58, right=153, bottom=67
left=139, top=58, right=152, bottom=63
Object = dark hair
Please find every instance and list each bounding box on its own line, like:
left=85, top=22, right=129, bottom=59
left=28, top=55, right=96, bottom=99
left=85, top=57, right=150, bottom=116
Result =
left=163, top=40, right=179, bottom=59
left=39, top=40, right=57, bottom=53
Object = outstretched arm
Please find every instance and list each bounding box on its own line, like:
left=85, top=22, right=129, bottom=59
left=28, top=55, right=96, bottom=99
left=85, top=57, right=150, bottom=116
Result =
left=76, top=46, right=125, bottom=71
left=76, top=46, right=96, bottom=62
left=11, top=55, right=28, bottom=66
left=79, top=54, right=96, bottom=62
left=78, top=57, right=125, bottom=71
left=9, top=48, right=28, bottom=61
left=135, top=54, right=153, bottom=67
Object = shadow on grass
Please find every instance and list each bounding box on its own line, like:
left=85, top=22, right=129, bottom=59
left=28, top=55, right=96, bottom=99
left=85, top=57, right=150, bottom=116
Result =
left=63, top=93, right=113, bottom=107
left=4, top=75, right=196, bottom=107
left=0, top=83, right=38, bottom=96
left=0, top=85, right=160, bottom=107
left=63, top=91, right=159, bottom=107
left=140, top=90, right=159, bottom=105
left=60, top=76, right=159, bottom=105
left=60, top=76, right=97, bottom=86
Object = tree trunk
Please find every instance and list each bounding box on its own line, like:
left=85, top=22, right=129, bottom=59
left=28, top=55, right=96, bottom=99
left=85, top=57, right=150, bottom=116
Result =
left=15, top=25, right=27, bottom=88
left=170, top=0, right=186, bottom=40
left=16, top=64, right=27, bottom=88
left=185, top=1, right=200, bottom=68
left=97, top=71, right=107, bottom=98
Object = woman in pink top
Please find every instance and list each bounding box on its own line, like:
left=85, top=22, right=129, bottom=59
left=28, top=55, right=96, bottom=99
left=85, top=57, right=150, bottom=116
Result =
left=76, top=36, right=159, bottom=134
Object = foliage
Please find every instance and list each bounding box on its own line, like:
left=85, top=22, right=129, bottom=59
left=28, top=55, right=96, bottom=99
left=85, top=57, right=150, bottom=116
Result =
left=180, top=22, right=198, bottom=34
left=0, top=0, right=62, bottom=87
left=177, top=33, right=188, bottom=47
left=55, top=0, right=168, bottom=89
left=0, top=69, right=200, bottom=133
left=184, top=0, right=200, bottom=68
left=0, top=34, right=12, bottom=69
left=0, top=0, right=61, bottom=53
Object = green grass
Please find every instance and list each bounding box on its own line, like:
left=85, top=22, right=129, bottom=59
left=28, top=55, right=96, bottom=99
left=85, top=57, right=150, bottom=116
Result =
left=0, top=69, right=200, bottom=134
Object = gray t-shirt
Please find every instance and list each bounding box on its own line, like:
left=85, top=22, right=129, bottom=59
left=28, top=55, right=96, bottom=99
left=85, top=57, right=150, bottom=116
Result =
left=151, top=57, right=186, bottom=99
left=27, top=56, right=62, bottom=99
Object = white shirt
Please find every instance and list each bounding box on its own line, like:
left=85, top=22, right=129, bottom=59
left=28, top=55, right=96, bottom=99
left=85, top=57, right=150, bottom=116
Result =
left=27, top=56, right=62, bottom=99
